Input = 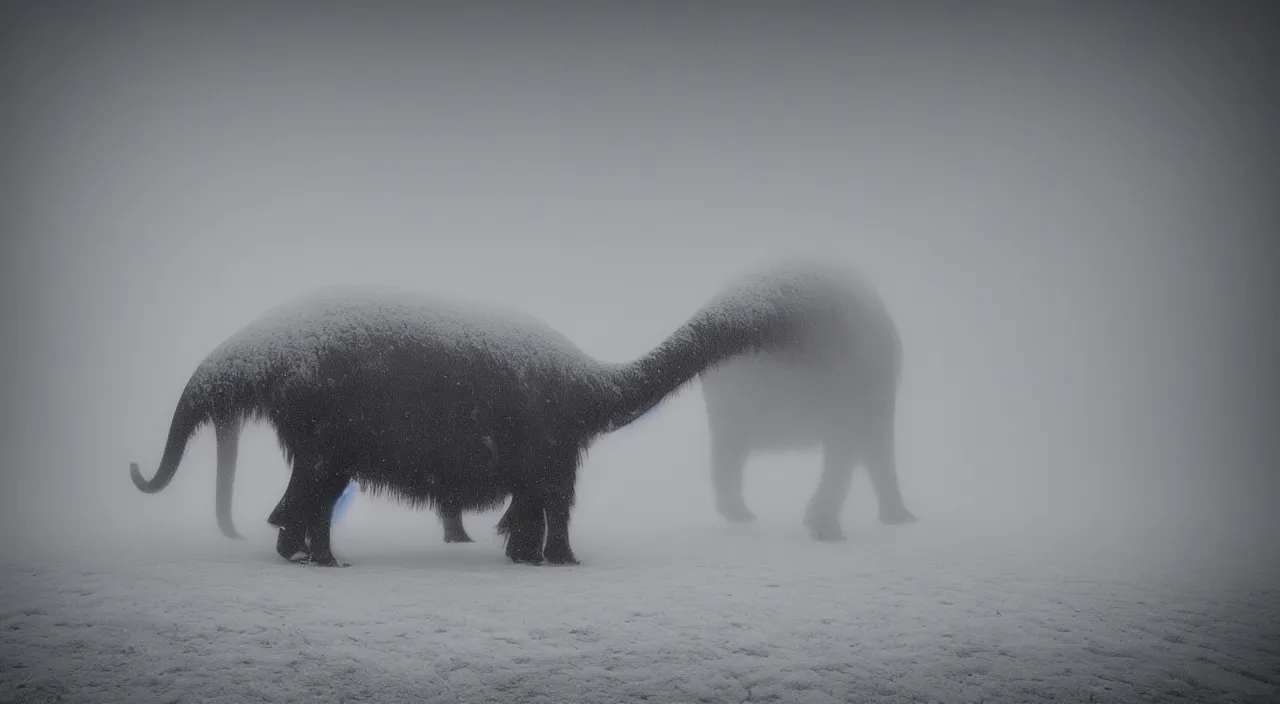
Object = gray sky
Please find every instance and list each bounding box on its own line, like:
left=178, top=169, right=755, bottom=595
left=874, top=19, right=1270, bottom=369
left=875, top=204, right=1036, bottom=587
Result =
left=2, top=2, right=1275, bottom=564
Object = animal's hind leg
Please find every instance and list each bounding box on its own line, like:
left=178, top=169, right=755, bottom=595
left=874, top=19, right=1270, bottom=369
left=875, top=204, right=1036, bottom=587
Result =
left=862, top=392, right=917, bottom=526
left=297, top=471, right=352, bottom=568
left=710, top=431, right=755, bottom=523
left=440, top=505, right=473, bottom=544
left=869, top=460, right=916, bottom=526
left=804, top=440, right=857, bottom=542
left=268, top=457, right=311, bottom=561
left=498, top=492, right=546, bottom=565
left=541, top=464, right=580, bottom=565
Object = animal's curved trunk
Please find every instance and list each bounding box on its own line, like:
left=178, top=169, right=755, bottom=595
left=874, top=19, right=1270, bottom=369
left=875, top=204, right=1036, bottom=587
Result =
left=602, top=291, right=804, bottom=432
left=129, top=384, right=209, bottom=495
left=214, top=417, right=244, bottom=539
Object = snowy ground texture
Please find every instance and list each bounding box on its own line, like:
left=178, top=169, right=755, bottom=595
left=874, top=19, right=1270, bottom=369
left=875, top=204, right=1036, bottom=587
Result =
left=3, top=514, right=1278, bottom=704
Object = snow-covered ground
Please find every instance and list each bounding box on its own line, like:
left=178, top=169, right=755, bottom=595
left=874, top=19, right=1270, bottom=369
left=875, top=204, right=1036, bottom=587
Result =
left=3, top=505, right=1277, bottom=704
left=7, top=4, right=1277, bottom=703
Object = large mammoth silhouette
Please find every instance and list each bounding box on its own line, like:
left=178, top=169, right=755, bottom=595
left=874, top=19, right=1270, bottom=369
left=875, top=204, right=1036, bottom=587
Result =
left=699, top=269, right=917, bottom=541
left=129, top=263, right=852, bottom=566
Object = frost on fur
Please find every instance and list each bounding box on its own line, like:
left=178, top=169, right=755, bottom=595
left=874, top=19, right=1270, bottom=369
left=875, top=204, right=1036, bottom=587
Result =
left=129, top=262, right=899, bottom=566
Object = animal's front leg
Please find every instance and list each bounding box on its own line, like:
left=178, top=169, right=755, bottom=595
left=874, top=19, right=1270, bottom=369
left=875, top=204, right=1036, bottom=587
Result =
left=860, top=394, right=917, bottom=526
left=270, top=456, right=312, bottom=562
left=870, top=462, right=917, bottom=526
left=804, top=441, right=857, bottom=542
left=296, top=471, right=352, bottom=568
left=498, top=493, right=546, bottom=565
left=710, top=433, right=755, bottom=524
left=541, top=479, right=580, bottom=566
left=440, top=505, right=474, bottom=543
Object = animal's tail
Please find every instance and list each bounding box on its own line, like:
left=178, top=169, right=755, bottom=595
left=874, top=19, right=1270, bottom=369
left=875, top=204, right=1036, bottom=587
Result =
left=130, top=349, right=264, bottom=539
left=129, top=383, right=209, bottom=496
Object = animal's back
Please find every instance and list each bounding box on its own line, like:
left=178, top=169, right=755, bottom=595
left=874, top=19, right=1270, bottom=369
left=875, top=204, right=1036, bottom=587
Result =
left=184, top=286, right=605, bottom=509
left=187, top=286, right=601, bottom=412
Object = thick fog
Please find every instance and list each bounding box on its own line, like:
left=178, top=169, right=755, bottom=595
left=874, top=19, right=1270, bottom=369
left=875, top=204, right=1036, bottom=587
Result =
left=3, top=4, right=1275, bottom=572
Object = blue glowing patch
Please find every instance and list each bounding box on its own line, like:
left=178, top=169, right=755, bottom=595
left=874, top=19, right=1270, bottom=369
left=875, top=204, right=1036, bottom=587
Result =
left=332, top=481, right=356, bottom=522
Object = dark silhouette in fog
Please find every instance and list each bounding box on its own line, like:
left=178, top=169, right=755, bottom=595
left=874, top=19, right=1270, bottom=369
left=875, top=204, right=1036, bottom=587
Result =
left=701, top=270, right=916, bottom=541
left=396, top=266, right=917, bottom=547
left=129, top=263, right=853, bottom=567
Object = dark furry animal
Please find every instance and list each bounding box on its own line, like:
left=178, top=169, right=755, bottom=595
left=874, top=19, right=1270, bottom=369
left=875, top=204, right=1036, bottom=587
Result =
left=380, top=268, right=916, bottom=547
left=698, top=271, right=917, bottom=541
left=129, top=264, right=844, bottom=567
left=301, top=266, right=917, bottom=548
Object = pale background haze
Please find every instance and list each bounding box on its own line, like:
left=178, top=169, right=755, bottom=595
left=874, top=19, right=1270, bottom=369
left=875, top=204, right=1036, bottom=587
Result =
left=2, top=3, right=1275, bottom=573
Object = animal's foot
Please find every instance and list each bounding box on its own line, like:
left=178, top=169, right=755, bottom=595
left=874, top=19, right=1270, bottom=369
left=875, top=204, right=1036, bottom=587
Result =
left=543, top=546, right=580, bottom=566
left=506, top=544, right=545, bottom=565
left=275, top=526, right=308, bottom=561
left=879, top=507, right=918, bottom=525
left=809, top=526, right=848, bottom=542
left=301, top=552, right=350, bottom=568
left=718, top=504, right=758, bottom=524
left=805, top=516, right=847, bottom=542
left=444, top=531, right=475, bottom=544
left=296, top=559, right=351, bottom=568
